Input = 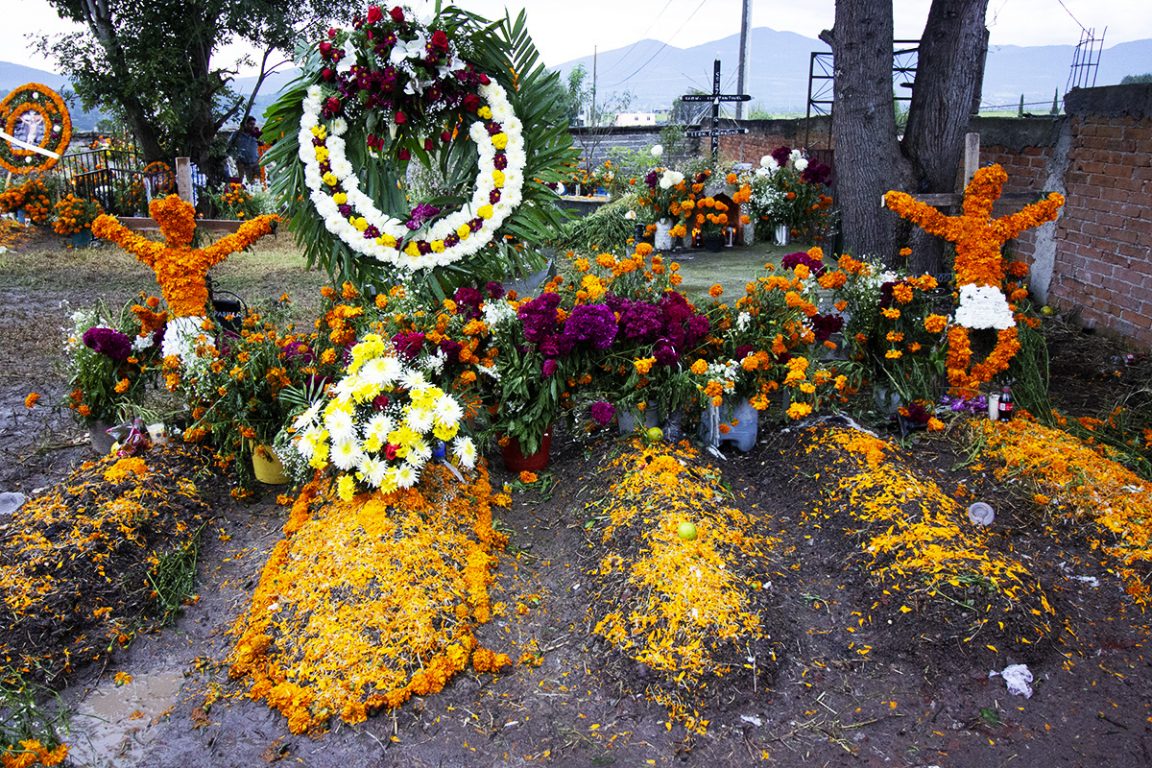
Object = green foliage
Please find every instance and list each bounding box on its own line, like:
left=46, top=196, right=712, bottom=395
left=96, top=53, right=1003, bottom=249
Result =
left=1121, top=73, right=1152, bottom=84
left=553, top=195, right=638, bottom=254
left=0, top=669, right=67, bottom=759
left=148, top=531, right=203, bottom=622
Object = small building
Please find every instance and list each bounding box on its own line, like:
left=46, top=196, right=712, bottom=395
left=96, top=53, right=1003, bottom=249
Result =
left=614, top=112, right=658, bottom=127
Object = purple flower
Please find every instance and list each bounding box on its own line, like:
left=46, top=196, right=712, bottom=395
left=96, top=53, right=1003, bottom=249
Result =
left=391, top=331, right=426, bottom=359
left=452, top=286, right=484, bottom=319
left=770, top=145, right=792, bottom=167
left=541, top=359, right=558, bottom=377
left=801, top=161, right=832, bottom=186
left=653, top=338, right=679, bottom=367
left=590, top=400, right=616, bottom=426
left=438, top=338, right=462, bottom=363
left=83, top=327, right=132, bottom=361
left=517, top=292, right=562, bottom=343
left=811, top=313, right=844, bottom=343
left=615, top=299, right=663, bottom=342
left=781, top=250, right=827, bottom=277
left=562, top=304, right=618, bottom=350
left=405, top=202, right=441, bottom=230
left=645, top=170, right=659, bottom=188
left=485, top=281, right=505, bottom=300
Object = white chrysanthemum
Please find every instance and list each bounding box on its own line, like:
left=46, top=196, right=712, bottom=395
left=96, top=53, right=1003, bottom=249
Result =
left=405, top=407, right=435, bottom=433
left=362, top=412, right=394, bottom=448
left=452, top=436, right=477, bottom=469
left=406, top=438, right=432, bottom=467
left=394, top=463, right=419, bottom=489
left=131, top=334, right=154, bottom=352
left=294, top=425, right=325, bottom=460
left=759, top=154, right=779, bottom=170
left=293, top=400, right=323, bottom=431
left=650, top=144, right=663, bottom=157
left=401, top=368, right=427, bottom=390
left=323, top=405, right=356, bottom=443
left=163, top=315, right=212, bottom=360
left=736, top=311, right=751, bottom=331
left=954, top=284, right=1016, bottom=330
left=358, top=455, right=388, bottom=488
left=794, top=157, right=809, bottom=172
left=658, top=170, right=684, bottom=189
left=434, top=395, right=463, bottom=428
left=330, top=439, right=363, bottom=471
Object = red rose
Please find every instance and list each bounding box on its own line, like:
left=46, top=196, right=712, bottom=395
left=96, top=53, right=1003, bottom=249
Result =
left=389, top=6, right=404, bottom=23
left=319, top=40, right=333, bottom=57
left=430, top=29, right=449, bottom=52
left=385, top=443, right=399, bottom=460
left=366, top=5, right=383, bottom=23
left=462, top=93, right=481, bottom=112
left=394, top=110, right=407, bottom=125
left=424, top=137, right=435, bottom=151
left=327, top=28, right=337, bottom=39
left=325, top=97, right=342, bottom=114
left=440, top=130, right=452, bottom=143
left=398, top=147, right=411, bottom=161
left=320, top=68, right=335, bottom=82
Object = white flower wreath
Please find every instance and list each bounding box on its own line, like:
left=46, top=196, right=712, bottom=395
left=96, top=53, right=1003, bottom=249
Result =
left=298, top=80, right=526, bottom=272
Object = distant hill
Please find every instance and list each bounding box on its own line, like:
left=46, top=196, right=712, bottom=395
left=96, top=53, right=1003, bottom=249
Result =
left=1, top=31, right=1149, bottom=129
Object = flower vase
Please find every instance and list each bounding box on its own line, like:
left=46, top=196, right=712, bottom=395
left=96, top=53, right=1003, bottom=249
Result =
left=699, top=398, right=759, bottom=453
left=88, top=420, right=115, bottom=455
left=654, top=219, right=673, bottom=251
left=70, top=230, right=94, bottom=248
left=742, top=221, right=756, bottom=246
left=617, top=405, right=661, bottom=436
left=251, top=444, right=289, bottom=484
left=501, top=427, right=552, bottom=472
left=873, top=386, right=902, bottom=417
left=774, top=223, right=790, bottom=246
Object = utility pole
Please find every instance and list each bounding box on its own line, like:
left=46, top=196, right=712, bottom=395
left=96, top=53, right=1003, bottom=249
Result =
left=736, top=0, right=751, bottom=119
left=591, top=46, right=598, bottom=127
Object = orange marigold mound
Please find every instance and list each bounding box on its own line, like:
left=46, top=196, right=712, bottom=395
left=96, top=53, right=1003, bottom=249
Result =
left=587, top=440, right=778, bottom=735
left=975, top=419, right=1152, bottom=604
left=802, top=426, right=1054, bottom=654
left=0, top=447, right=209, bottom=687
left=228, top=463, right=510, bottom=735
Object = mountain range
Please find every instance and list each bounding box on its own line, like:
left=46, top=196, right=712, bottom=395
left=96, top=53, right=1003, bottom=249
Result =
left=3, top=28, right=1149, bottom=131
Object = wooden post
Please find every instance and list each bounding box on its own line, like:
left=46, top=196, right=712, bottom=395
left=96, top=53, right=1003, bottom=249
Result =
left=175, top=157, right=193, bottom=203
left=962, top=132, right=980, bottom=186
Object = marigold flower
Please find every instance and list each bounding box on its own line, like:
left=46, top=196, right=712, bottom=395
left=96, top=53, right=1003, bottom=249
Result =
left=24, top=392, right=40, bottom=408
left=519, top=471, right=538, bottom=484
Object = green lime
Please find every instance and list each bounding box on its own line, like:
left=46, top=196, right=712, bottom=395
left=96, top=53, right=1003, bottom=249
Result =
left=645, top=426, right=664, bottom=443
left=677, top=521, right=697, bottom=541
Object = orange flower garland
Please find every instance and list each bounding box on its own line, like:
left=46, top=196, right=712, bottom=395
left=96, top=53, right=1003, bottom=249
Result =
left=884, top=164, right=1064, bottom=395
left=92, top=195, right=277, bottom=318
left=0, top=83, right=72, bottom=175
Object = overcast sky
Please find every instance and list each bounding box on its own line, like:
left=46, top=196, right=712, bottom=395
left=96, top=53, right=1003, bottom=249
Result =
left=5, top=0, right=1147, bottom=75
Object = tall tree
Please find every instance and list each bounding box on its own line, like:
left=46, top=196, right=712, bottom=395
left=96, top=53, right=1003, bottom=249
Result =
left=823, top=0, right=990, bottom=271
left=39, top=0, right=360, bottom=167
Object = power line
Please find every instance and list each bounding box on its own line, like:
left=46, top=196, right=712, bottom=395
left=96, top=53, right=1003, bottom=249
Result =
left=1055, top=0, right=1088, bottom=32
left=603, top=0, right=709, bottom=88
left=599, top=0, right=677, bottom=78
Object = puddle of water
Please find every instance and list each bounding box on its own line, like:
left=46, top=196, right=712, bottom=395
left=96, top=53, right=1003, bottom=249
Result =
left=66, top=668, right=185, bottom=767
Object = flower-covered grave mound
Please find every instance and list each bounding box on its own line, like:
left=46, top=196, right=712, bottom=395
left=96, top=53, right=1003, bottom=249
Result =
left=586, top=440, right=780, bottom=734
left=228, top=464, right=510, bottom=734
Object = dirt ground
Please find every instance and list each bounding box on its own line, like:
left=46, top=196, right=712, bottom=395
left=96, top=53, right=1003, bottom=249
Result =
left=2, top=231, right=1151, bottom=767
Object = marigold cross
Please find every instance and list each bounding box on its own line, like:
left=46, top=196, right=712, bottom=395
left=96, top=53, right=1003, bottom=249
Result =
left=92, top=195, right=278, bottom=318
left=884, top=164, right=1065, bottom=397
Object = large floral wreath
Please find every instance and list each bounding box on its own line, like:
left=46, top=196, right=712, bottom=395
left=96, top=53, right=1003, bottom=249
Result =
left=0, top=83, right=72, bottom=175
left=268, top=4, right=574, bottom=288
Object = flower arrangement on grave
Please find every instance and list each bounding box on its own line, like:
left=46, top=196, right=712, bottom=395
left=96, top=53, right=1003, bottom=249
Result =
left=264, top=3, right=576, bottom=291
left=884, top=164, right=1064, bottom=396
left=50, top=193, right=103, bottom=236
left=749, top=146, right=833, bottom=241
left=175, top=302, right=316, bottom=491
left=0, top=178, right=52, bottom=224
left=63, top=296, right=166, bottom=426
left=703, top=254, right=848, bottom=421
left=92, top=195, right=278, bottom=359
left=560, top=244, right=709, bottom=429
left=290, top=332, right=478, bottom=500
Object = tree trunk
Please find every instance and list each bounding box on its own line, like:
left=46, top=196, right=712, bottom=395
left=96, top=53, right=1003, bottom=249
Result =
left=821, top=2, right=911, bottom=260
left=901, top=0, right=990, bottom=273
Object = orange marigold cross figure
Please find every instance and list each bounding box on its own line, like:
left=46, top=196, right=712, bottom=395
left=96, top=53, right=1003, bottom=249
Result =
left=884, top=164, right=1064, bottom=396
left=93, top=195, right=278, bottom=319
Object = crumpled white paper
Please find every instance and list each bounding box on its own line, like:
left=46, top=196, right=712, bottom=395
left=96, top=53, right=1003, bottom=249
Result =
left=989, top=663, right=1034, bottom=698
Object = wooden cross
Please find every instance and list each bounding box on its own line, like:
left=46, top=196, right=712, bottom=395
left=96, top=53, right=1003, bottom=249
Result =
left=682, top=60, right=750, bottom=158
left=908, top=133, right=1037, bottom=209
left=118, top=156, right=248, bottom=233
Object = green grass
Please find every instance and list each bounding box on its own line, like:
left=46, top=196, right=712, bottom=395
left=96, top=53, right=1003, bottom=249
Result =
left=674, top=241, right=803, bottom=300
